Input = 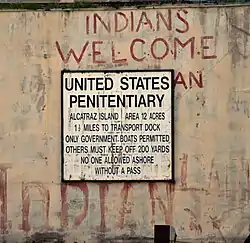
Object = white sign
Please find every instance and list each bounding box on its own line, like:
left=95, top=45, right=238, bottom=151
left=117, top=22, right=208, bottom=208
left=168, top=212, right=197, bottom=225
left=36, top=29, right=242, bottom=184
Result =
left=61, top=70, right=174, bottom=181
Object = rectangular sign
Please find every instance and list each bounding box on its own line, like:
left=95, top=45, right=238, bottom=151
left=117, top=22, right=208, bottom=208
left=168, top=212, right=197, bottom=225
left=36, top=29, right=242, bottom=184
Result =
left=61, top=70, right=174, bottom=181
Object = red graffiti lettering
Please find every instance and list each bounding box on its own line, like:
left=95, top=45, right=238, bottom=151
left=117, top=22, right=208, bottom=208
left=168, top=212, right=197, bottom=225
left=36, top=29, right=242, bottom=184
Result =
left=97, top=183, right=110, bottom=232
left=60, top=182, right=88, bottom=228
left=174, top=37, right=195, bottom=59
left=148, top=183, right=156, bottom=225
left=150, top=38, right=169, bottom=60
left=174, top=71, right=203, bottom=89
left=130, top=38, right=146, bottom=62
left=184, top=208, right=202, bottom=235
left=86, top=16, right=90, bottom=34
left=55, top=41, right=89, bottom=64
left=189, top=71, right=203, bottom=88
left=176, top=9, right=189, bottom=33
left=201, top=36, right=217, bottom=59
left=148, top=183, right=175, bottom=225
left=112, top=42, right=127, bottom=64
left=93, top=13, right=111, bottom=34
left=136, top=12, right=154, bottom=32
left=156, top=10, right=171, bottom=31
left=130, top=12, right=134, bottom=32
left=21, top=182, right=50, bottom=232
left=56, top=36, right=217, bottom=66
left=0, top=164, right=10, bottom=233
left=60, top=184, right=68, bottom=228
left=115, top=12, right=128, bottom=32
left=175, top=71, right=187, bottom=89
left=166, top=183, right=175, bottom=224
left=84, top=9, right=191, bottom=34
left=117, top=183, right=132, bottom=229
left=92, top=41, right=105, bottom=64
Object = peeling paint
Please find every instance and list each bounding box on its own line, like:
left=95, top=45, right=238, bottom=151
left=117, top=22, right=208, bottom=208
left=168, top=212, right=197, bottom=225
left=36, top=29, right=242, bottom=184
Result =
left=0, top=5, right=249, bottom=243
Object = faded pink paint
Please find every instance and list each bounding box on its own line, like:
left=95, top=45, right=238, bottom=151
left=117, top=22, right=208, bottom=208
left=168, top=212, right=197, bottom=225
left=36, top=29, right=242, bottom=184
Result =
left=148, top=182, right=175, bottom=225
left=117, top=183, right=132, bottom=229
left=21, top=182, right=50, bottom=232
left=60, top=182, right=89, bottom=228
left=180, top=153, right=188, bottom=189
left=97, top=183, right=109, bottom=232
left=0, top=165, right=10, bottom=234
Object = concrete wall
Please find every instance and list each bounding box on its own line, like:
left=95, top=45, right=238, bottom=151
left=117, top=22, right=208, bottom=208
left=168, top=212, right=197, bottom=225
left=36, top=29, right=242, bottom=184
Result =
left=0, top=5, right=250, bottom=242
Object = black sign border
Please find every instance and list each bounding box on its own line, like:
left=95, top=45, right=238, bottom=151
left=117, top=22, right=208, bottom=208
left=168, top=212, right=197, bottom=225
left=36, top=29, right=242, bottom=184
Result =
left=61, top=69, right=175, bottom=183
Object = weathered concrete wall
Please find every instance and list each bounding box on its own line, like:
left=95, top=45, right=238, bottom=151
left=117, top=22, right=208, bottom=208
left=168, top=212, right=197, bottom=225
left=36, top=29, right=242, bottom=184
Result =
left=0, top=5, right=249, bottom=242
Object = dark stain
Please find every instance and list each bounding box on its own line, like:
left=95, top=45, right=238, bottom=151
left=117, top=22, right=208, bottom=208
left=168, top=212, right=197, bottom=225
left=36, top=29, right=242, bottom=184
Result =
left=25, top=232, right=65, bottom=243
left=227, top=88, right=250, bottom=118
left=199, top=8, right=207, bottom=33
left=23, top=41, right=33, bottom=58
left=232, top=24, right=250, bottom=37
left=1, top=232, right=250, bottom=243
left=174, top=92, right=182, bottom=122
left=36, top=95, right=45, bottom=113
left=96, top=236, right=153, bottom=243
left=47, top=68, right=52, bottom=85
left=41, top=133, right=52, bottom=146
left=245, top=235, right=250, bottom=243
left=20, top=78, right=27, bottom=94
left=227, top=7, right=250, bottom=68
left=12, top=102, right=31, bottom=115
left=34, top=65, right=46, bottom=114
left=17, top=67, right=46, bottom=117
left=243, top=7, right=250, bottom=68
left=214, top=8, right=221, bottom=53
left=37, top=152, right=48, bottom=161
left=63, top=11, right=71, bottom=28
left=227, top=8, right=241, bottom=67
left=196, top=92, right=206, bottom=108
